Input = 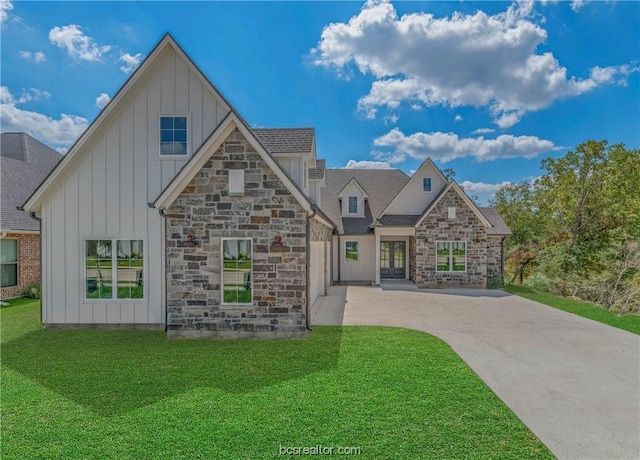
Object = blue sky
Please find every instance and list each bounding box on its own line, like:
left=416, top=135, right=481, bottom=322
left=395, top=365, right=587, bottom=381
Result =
left=1, top=0, right=638, bottom=204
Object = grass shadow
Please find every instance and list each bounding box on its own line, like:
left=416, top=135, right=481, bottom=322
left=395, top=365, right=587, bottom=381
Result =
left=1, top=326, right=343, bottom=417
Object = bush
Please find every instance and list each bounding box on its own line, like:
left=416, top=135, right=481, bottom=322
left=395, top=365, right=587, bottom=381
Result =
left=21, top=281, right=41, bottom=299
left=486, top=275, right=504, bottom=289
left=525, top=272, right=552, bottom=292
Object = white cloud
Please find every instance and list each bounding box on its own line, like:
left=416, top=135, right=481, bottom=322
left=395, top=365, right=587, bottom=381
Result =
left=95, top=93, right=110, bottom=109
left=344, top=159, right=392, bottom=169
left=459, top=180, right=511, bottom=194
left=49, top=24, right=111, bottom=61
left=2, top=87, right=51, bottom=104
left=383, top=113, right=399, bottom=125
left=571, top=0, right=585, bottom=12
left=373, top=128, right=560, bottom=163
left=454, top=115, right=463, bottom=122
left=313, top=0, right=637, bottom=127
left=471, top=128, right=496, bottom=135
left=0, top=86, right=88, bottom=146
left=119, top=52, right=143, bottom=74
left=19, top=51, right=47, bottom=63
left=1, top=0, right=13, bottom=23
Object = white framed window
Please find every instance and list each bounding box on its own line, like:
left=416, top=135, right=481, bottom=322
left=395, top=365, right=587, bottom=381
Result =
left=436, top=241, right=466, bottom=272
left=159, top=115, right=189, bottom=156
left=1, top=239, right=18, bottom=288
left=222, top=238, right=252, bottom=305
left=229, top=170, right=245, bottom=195
left=348, top=196, right=358, bottom=214
left=84, top=239, right=144, bottom=300
left=345, top=241, right=358, bottom=262
left=423, top=177, right=432, bottom=192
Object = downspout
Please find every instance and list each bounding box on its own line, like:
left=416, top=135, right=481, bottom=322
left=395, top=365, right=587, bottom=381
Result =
left=305, top=206, right=317, bottom=331
left=152, top=204, right=169, bottom=332
left=28, top=211, right=42, bottom=323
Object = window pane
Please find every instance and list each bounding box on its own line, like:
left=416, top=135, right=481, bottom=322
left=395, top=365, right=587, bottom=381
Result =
left=436, top=242, right=450, bottom=272
left=174, top=117, right=187, bottom=129
left=160, top=117, right=188, bottom=156
left=174, top=129, right=187, bottom=142
left=173, top=142, right=187, bottom=155
left=1, top=264, right=17, bottom=288
left=160, top=129, right=174, bottom=143
left=423, top=178, right=431, bottom=192
left=0, top=239, right=17, bottom=263
left=117, top=240, right=144, bottom=299
left=348, top=196, right=357, bottom=213
left=452, top=242, right=466, bottom=271
left=160, top=117, right=174, bottom=129
left=222, top=239, right=251, bottom=304
left=394, top=243, right=404, bottom=265
left=345, top=242, right=358, bottom=261
left=380, top=242, right=390, bottom=268
left=86, top=240, right=112, bottom=299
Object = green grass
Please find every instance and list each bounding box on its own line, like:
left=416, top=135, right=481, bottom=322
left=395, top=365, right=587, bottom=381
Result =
left=86, top=285, right=144, bottom=299
left=1, top=299, right=552, bottom=460
left=223, top=261, right=251, bottom=269
left=222, top=288, right=252, bottom=303
left=504, top=284, right=640, bottom=335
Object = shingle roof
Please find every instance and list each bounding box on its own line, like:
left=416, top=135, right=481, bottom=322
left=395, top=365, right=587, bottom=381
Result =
left=480, top=207, right=512, bottom=235
left=1, top=133, right=63, bottom=231
left=375, top=215, right=421, bottom=227
left=309, top=159, right=325, bottom=180
left=320, top=169, right=410, bottom=234
left=252, top=128, right=314, bottom=155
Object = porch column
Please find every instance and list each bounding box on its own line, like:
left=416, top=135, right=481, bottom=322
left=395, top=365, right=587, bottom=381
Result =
left=375, top=230, right=381, bottom=285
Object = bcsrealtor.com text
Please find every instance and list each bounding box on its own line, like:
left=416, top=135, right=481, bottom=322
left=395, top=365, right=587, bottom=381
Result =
left=279, top=445, right=361, bottom=456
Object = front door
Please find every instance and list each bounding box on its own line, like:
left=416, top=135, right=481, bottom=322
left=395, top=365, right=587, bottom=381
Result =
left=380, top=241, right=406, bottom=279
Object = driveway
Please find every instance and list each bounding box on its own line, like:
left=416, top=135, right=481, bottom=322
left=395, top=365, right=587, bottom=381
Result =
left=311, top=282, right=640, bottom=460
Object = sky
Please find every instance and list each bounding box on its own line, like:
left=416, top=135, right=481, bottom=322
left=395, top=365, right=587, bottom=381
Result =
left=1, top=0, right=638, bottom=204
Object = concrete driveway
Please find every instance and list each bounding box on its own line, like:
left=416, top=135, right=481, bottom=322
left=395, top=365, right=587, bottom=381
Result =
left=311, top=282, right=640, bottom=460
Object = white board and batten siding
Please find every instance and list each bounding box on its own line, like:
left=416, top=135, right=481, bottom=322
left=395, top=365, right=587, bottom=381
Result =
left=41, top=45, right=230, bottom=325
left=309, top=241, right=325, bottom=306
left=275, top=157, right=309, bottom=197
left=384, top=160, right=447, bottom=215
left=339, top=235, right=376, bottom=282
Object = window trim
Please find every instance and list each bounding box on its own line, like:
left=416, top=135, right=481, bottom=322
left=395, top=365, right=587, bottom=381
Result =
left=348, top=196, right=358, bottom=214
left=0, top=238, right=19, bottom=288
left=423, top=177, right=432, bottom=192
left=158, top=114, right=190, bottom=158
left=83, top=237, right=146, bottom=302
left=435, top=241, right=467, bottom=273
left=345, top=241, right=359, bottom=262
left=221, top=237, right=253, bottom=306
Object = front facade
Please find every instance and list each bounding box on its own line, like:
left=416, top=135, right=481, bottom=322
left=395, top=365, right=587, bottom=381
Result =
left=1, top=133, right=62, bottom=299
left=22, top=34, right=509, bottom=337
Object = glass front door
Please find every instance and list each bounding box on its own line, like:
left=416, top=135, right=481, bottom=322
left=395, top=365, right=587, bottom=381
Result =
left=380, top=241, right=406, bottom=279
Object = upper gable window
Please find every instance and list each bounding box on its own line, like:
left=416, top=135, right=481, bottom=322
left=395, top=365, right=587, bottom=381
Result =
left=348, top=196, right=358, bottom=214
left=423, top=178, right=432, bottom=192
left=160, top=115, right=188, bottom=156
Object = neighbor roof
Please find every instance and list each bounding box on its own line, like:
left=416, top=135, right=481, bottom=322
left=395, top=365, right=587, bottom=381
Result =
left=252, top=128, right=314, bottom=155
left=480, top=207, right=512, bottom=235
left=321, top=169, right=410, bottom=234
left=309, top=159, right=325, bottom=180
left=1, top=133, right=62, bottom=231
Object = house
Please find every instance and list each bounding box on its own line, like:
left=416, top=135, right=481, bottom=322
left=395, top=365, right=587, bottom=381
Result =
left=21, top=33, right=510, bottom=338
left=321, top=160, right=510, bottom=288
left=1, top=133, right=62, bottom=299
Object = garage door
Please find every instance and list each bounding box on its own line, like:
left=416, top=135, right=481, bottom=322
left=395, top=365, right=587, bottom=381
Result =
left=310, top=241, right=325, bottom=306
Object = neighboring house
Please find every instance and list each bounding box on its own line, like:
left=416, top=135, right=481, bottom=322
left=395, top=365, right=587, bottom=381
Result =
left=1, top=133, right=62, bottom=299
left=21, top=33, right=510, bottom=337
left=322, top=158, right=511, bottom=288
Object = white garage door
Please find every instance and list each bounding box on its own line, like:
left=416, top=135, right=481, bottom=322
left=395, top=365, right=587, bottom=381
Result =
left=310, top=241, right=325, bottom=306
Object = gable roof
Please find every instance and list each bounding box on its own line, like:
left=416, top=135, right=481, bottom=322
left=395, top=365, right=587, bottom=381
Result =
left=309, top=159, right=326, bottom=180
left=414, top=181, right=493, bottom=228
left=22, top=33, right=234, bottom=212
left=480, top=207, right=512, bottom=235
left=321, top=169, right=409, bottom=234
left=337, top=177, right=369, bottom=199
left=1, top=133, right=62, bottom=231
left=252, top=128, right=314, bottom=155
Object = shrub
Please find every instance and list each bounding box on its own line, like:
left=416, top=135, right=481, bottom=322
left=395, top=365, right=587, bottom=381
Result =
left=21, top=281, right=41, bottom=299
left=486, top=275, right=504, bottom=289
left=526, top=272, right=552, bottom=292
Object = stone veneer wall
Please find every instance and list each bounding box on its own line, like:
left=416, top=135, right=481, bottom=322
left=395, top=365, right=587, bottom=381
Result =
left=486, top=236, right=504, bottom=281
left=0, top=233, right=40, bottom=299
left=165, top=129, right=310, bottom=338
left=414, top=189, right=487, bottom=288
left=408, top=236, right=416, bottom=282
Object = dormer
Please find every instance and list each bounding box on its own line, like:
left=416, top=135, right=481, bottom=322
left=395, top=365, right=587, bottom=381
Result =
left=338, top=177, right=368, bottom=218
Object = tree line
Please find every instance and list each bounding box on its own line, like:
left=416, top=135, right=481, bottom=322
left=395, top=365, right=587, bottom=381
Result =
left=490, top=140, right=640, bottom=314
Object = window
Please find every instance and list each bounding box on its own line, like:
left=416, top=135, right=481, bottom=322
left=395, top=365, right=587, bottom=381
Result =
left=85, top=239, right=144, bottom=300
left=348, top=196, right=358, bottom=214
left=160, top=115, right=188, bottom=156
left=222, top=239, right=252, bottom=304
left=423, top=178, right=432, bottom=192
left=1, top=239, right=18, bottom=288
left=436, top=242, right=466, bottom=272
left=345, top=241, right=358, bottom=262
left=229, top=170, right=244, bottom=195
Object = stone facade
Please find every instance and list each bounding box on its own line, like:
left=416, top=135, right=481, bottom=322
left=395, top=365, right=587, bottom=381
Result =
left=0, top=233, right=40, bottom=299
left=165, top=129, right=312, bottom=338
left=408, top=236, right=416, bottom=282
left=414, top=189, right=487, bottom=288
left=486, top=236, right=504, bottom=281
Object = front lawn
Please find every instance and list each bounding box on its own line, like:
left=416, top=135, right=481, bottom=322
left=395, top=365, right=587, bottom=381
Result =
left=505, top=284, right=640, bottom=335
left=1, top=299, right=552, bottom=459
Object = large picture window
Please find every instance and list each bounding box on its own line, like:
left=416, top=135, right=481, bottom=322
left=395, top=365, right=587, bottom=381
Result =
left=345, top=241, right=359, bottom=262
left=85, top=239, right=144, bottom=300
left=222, top=239, right=252, bottom=304
left=1, top=239, right=18, bottom=288
left=436, top=242, right=466, bottom=272
left=160, top=115, right=188, bottom=156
